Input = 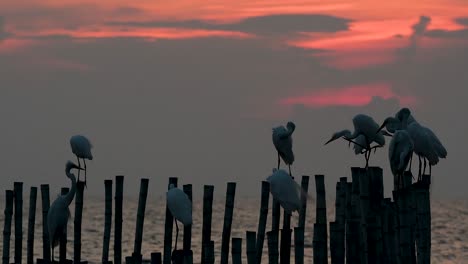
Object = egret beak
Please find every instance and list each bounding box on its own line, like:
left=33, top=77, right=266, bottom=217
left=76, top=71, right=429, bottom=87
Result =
left=324, top=138, right=334, bottom=145
left=376, top=121, right=387, bottom=134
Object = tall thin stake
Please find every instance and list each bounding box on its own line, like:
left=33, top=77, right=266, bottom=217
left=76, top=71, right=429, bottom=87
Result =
left=27, top=187, right=37, bottom=264
left=2, top=190, right=14, bottom=264
left=102, top=180, right=113, bottom=264
left=14, top=182, right=23, bottom=264
left=114, top=175, right=124, bottom=264
left=221, top=182, right=236, bottom=264
left=255, top=181, right=269, bottom=264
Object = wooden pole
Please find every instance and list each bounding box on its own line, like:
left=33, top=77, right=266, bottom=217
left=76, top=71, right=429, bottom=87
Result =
left=329, top=222, right=339, bottom=264
left=381, top=198, right=396, bottom=264
left=255, top=181, right=269, bottom=264
left=416, top=174, right=431, bottom=264
left=294, top=227, right=304, bottom=264
left=335, top=177, right=346, bottom=264
left=246, top=231, right=257, bottom=264
left=201, top=185, right=214, bottom=263
left=40, top=184, right=51, bottom=262
left=27, top=187, right=37, bottom=264
left=59, top=187, right=69, bottom=263
left=14, top=182, right=23, bottom=264
left=358, top=168, right=369, bottom=264
left=298, top=176, right=310, bottom=229
left=102, top=180, right=113, bottom=264
left=2, top=190, right=14, bottom=264
left=266, top=231, right=279, bottom=264
left=280, top=212, right=292, bottom=264
left=183, top=184, right=193, bottom=264
left=132, top=178, right=149, bottom=263
left=221, top=182, right=237, bottom=264
left=151, top=252, right=162, bottom=264
left=231, top=238, right=242, bottom=264
left=348, top=168, right=362, bottom=264
left=393, top=188, right=411, bottom=264
left=313, top=174, right=327, bottom=264
left=163, top=177, right=178, bottom=264
left=74, top=181, right=86, bottom=263
left=114, top=175, right=124, bottom=264
left=344, top=182, right=353, bottom=264
left=203, top=241, right=215, bottom=264
left=271, top=198, right=281, bottom=259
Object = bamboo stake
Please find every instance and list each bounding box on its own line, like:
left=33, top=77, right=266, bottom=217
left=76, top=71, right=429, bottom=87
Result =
left=2, top=190, right=14, bottom=264
left=221, top=182, right=237, bottom=264
left=14, top=182, right=23, bottom=264
left=294, top=227, right=304, bottom=264
left=246, top=231, right=257, bottom=264
left=163, top=177, right=178, bottom=264
left=313, top=175, right=327, bottom=264
left=102, top=180, right=113, bottom=264
left=255, top=181, right=269, bottom=264
left=132, top=178, right=149, bottom=263
left=231, top=238, right=242, bottom=264
left=114, top=175, right=124, bottom=264
left=74, top=181, right=86, bottom=263
left=40, top=184, right=51, bottom=262
left=151, top=252, right=162, bottom=264
left=27, top=187, right=37, bottom=264
left=59, top=187, right=69, bottom=263
left=267, top=231, right=279, bottom=264
left=183, top=184, right=193, bottom=264
left=201, top=185, right=214, bottom=263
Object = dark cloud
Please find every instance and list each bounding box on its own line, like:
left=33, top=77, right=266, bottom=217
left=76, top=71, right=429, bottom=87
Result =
left=113, top=6, right=145, bottom=16
left=0, top=16, right=12, bottom=40
left=454, top=17, right=468, bottom=26
left=107, top=14, right=352, bottom=35
left=397, top=16, right=431, bottom=58
left=425, top=28, right=468, bottom=39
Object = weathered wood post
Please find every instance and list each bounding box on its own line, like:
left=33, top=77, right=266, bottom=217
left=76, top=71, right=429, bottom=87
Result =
left=203, top=241, right=215, bottom=264
left=347, top=168, right=362, bottom=263
left=131, top=178, right=149, bottom=263
left=404, top=172, right=417, bottom=264
left=332, top=177, right=346, bottom=264
left=416, top=174, right=431, bottom=264
left=201, top=185, right=214, bottom=263
left=27, top=187, right=37, bottom=264
left=39, top=184, right=51, bottom=263
left=329, top=222, right=339, bottom=264
left=74, top=181, right=86, bottom=263
left=367, top=167, right=384, bottom=264
left=266, top=231, right=279, bottom=264
left=255, top=181, right=269, bottom=264
left=358, top=168, right=369, bottom=264
left=344, top=182, right=353, bottom=264
left=271, top=198, right=281, bottom=258
left=246, top=231, right=257, bottom=264
left=294, top=227, right=304, bottom=264
left=280, top=212, right=292, bottom=264
left=114, top=175, right=124, bottom=264
left=102, top=180, right=113, bottom=264
left=296, top=176, right=309, bottom=264
left=221, top=182, right=237, bottom=264
left=313, top=174, right=327, bottom=264
left=14, top=182, right=23, bottom=264
left=2, top=190, right=14, bottom=264
left=151, top=252, right=162, bottom=264
left=381, top=198, right=396, bottom=264
left=393, top=188, right=411, bottom=264
left=59, top=187, right=70, bottom=263
left=231, top=238, right=242, bottom=264
left=183, top=184, right=193, bottom=264
left=163, top=177, right=178, bottom=264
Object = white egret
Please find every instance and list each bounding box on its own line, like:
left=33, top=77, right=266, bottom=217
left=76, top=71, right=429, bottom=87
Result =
left=379, top=108, right=447, bottom=180
left=325, top=114, right=388, bottom=168
left=47, top=161, right=83, bottom=262
left=389, top=130, right=414, bottom=189
left=70, top=135, right=93, bottom=186
left=167, top=184, right=192, bottom=250
left=272, top=121, right=295, bottom=176
left=266, top=168, right=302, bottom=214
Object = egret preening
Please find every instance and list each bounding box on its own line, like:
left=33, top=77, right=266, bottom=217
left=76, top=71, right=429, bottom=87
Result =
left=389, top=130, right=414, bottom=189
left=379, top=108, right=447, bottom=180
left=47, top=161, right=83, bottom=262
left=325, top=114, right=389, bottom=168
left=167, top=184, right=192, bottom=250
left=266, top=168, right=302, bottom=214
left=70, top=135, right=93, bottom=186
left=272, top=121, right=295, bottom=177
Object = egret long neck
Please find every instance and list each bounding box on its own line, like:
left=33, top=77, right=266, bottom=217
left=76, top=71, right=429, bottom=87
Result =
left=64, top=172, right=77, bottom=205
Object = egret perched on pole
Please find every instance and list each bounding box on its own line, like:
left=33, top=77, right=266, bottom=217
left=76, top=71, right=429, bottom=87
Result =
left=266, top=168, right=302, bottom=214
left=167, top=184, right=192, bottom=251
left=388, top=130, right=414, bottom=189
left=70, top=135, right=93, bottom=186
left=272, top=121, right=296, bottom=177
left=47, top=161, right=83, bottom=262
left=378, top=108, right=447, bottom=180
left=325, top=114, right=389, bottom=168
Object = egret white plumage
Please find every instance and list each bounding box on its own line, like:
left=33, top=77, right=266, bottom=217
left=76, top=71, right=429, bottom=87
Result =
left=379, top=108, right=447, bottom=180
left=70, top=135, right=93, bottom=186
left=325, top=114, right=388, bottom=168
left=266, top=168, right=302, bottom=214
left=272, top=121, right=295, bottom=176
left=47, top=161, right=83, bottom=262
left=167, top=184, right=192, bottom=250
left=388, top=130, right=414, bottom=189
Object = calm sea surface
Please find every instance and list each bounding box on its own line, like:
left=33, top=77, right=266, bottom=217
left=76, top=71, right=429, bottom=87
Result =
left=0, top=196, right=467, bottom=263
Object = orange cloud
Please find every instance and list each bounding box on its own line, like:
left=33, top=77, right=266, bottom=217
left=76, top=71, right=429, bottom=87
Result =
left=279, top=83, right=416, bottom=107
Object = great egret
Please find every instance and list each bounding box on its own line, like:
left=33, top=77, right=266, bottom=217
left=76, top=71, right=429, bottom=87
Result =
left=379, top=108, right=447, bottom=180
left=70, top=135, right=93, bottom=186
left=272, top=122, right=296, bottom=176
left=167, top=184, right=192, bottom=250
left=266, top=168, right=302, bottom=214
left=47, top=161, right=83, bottom=262
left=389, top=130, right=414, bottom=189
left=325, top=114, right=389, bottom=168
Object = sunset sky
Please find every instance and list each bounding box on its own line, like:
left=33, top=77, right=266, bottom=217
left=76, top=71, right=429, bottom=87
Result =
left=1, top=0, right=467, bottom=198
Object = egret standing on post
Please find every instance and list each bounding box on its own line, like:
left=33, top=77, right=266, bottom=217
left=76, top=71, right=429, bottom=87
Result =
left=47, top=161, right=83, bottom=262
left=167, top=184, right=192, bottom=251
left=266, top=168, right=302, bottom=214
left=272, top=121, right=296, bottom=177
left=70, top=135, right=93, bottom=186
left=388, top=130, right=414, bottom=189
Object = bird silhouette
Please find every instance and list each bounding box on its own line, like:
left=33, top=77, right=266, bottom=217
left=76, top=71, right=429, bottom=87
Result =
left=389, top=130, right=414, bottom=189
left=47, top=161, right=83, bottom=262
left=325, top=114, right=389, bottom=168
left=272, top=121, right=295, bottom=177
left=167, top=184, right=192, bottom=251
left=379, top=108, right=447, bottom=180
left=266, top=168, right=302, bottom=214
left=70, top=135, right=93, bottom=186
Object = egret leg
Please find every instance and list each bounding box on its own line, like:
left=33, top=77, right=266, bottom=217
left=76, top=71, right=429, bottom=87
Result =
left=288, top=165, right=293, bottom=179
left=277, top=153, right=280, bottom=170
left=174, top=219, right=179, bottom=250
left=429, top=164, right=432, bottom=176
left=423, top=158, right=427, bottom=179
left=76, top=156, right=81, bottom=182
left=52, top=247, right=54, bottom=262
left=83, top=159, right=87, bottom=188
left=418, top=156, right=422, bottom=180
left=408, top=153, right=413, bottom=171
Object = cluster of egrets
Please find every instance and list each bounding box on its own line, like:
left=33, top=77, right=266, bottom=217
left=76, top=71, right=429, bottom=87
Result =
left=47, top=108, right=447, bottom=261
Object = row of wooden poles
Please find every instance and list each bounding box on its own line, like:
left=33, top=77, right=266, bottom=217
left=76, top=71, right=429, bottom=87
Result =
left=2, top=167, right=431, bottom=264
